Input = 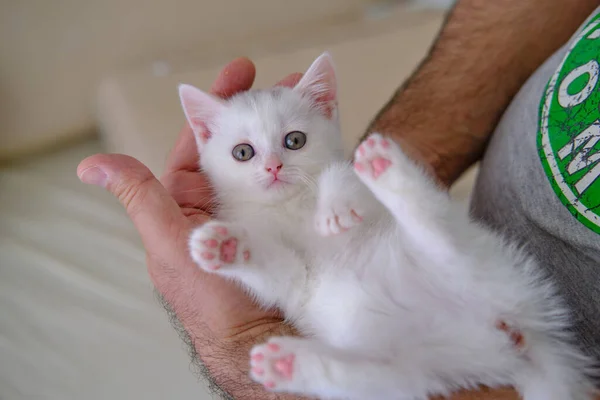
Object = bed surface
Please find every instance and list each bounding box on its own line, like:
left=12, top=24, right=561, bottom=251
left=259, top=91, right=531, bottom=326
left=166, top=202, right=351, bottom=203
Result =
left=0, top=140, right=213, bottom=400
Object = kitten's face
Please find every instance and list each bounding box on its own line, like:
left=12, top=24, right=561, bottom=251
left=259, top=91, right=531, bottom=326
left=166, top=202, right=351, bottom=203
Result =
left=201, top=88, right=343, bottom=203
left=179, top=52, right=343, bottom=204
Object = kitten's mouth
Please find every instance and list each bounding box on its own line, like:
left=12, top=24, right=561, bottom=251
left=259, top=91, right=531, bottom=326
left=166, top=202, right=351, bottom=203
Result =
left=266, top=176, right=288, bottom=189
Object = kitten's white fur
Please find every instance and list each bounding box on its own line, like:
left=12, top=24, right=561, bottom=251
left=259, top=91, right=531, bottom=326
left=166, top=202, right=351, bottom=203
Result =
left=178, top=52, right=596, bottom=399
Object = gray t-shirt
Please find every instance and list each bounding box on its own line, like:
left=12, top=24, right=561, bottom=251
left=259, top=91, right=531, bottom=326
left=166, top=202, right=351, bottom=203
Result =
left=472, top=8, right=600, bottom=361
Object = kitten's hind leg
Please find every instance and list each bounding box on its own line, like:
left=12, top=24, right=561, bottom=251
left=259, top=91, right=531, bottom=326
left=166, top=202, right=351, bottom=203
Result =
left=353, top=133, right=460, bottom=260
left=250, top=337, right=434, bottom=400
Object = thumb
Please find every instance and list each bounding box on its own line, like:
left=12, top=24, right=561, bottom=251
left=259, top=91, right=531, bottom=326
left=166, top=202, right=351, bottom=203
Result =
left=77, top=154, right=189, bottom=254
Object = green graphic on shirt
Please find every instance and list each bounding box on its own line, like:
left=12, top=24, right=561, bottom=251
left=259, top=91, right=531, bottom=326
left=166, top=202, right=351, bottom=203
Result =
left=538, top=13, right=600, bottom=235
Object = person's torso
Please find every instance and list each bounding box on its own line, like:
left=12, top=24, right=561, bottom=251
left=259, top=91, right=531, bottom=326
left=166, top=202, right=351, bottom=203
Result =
left=471, top=7, right=600, bottom=360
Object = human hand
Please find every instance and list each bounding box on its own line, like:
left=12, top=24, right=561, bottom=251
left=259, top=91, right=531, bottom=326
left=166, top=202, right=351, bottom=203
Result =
left=77, top=58, right=305, bottom=399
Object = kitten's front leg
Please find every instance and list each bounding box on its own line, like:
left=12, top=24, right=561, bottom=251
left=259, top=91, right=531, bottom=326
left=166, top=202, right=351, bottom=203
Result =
left=354, top=134, right=460, bottom=261
left=315, top=162, right=378, bottom=236
left=189, top=221, right=304, bottom=307
left=189, top=221, right=251, bottom=272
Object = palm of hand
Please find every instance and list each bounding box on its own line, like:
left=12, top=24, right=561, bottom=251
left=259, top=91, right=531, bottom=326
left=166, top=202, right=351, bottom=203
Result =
left=156, top=140, right=287, bottom=345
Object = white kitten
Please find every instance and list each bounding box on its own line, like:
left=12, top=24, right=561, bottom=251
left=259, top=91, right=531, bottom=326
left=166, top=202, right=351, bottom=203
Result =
left=178, top=53, right=596, bottom=400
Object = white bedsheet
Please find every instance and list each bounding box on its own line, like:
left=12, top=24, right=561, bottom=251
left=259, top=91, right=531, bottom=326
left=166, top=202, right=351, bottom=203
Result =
left=0, top=140, right=213, bottom=400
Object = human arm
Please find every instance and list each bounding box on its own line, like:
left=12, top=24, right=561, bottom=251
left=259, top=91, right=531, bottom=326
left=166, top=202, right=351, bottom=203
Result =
left=367, top=0, right=599, bottom=187
left=368, top=0, right=599, bottom=398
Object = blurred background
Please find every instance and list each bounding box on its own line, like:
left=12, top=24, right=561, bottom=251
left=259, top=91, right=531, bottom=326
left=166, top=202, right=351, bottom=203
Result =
left=0, top=1, right=473, bottom=399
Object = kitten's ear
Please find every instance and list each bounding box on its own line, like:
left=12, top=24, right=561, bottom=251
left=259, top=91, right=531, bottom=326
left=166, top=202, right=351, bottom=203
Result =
left=294, top=52, right=338, bottom=117
left=178, top=84, right=225, bottom=147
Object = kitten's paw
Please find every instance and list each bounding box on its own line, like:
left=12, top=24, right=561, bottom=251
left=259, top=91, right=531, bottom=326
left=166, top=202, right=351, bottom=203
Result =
left=315, top=201, right=363, bottom=236
left=250, top=338, right=301, bottom=392
left=353, top=133, right=397, bottom=181
left=189, top=222, right=251, bottom=272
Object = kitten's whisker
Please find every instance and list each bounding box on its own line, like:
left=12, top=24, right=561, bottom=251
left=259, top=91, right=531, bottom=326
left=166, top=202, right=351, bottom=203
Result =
left=171, top=188, right=214, bottom=196
left=180, top=193, right=222, bottom=211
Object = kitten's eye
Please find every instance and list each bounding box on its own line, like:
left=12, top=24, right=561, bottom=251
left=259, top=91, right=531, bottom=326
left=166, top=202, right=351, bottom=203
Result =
left=284, top=131, right=307, bottom=150
left=232, top=144, right=255, bottom=161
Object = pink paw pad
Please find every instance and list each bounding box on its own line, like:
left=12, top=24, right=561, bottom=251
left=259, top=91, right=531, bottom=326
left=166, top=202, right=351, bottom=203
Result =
left=354, top=161, right=365, bottom=172
left=355, top=135, right=395, bottom=180
left=214, top=226, right=228, bottom=235
left=274, top=354, right=295, bottom=379
left=191, top=223, right=251, bottom=272
left=267, top=343, right=280, bottom=352
left=249, top=340, right=299, bottom=390
left=370, top=156, right=392, bottom=179
left=219, top=237, right=238, bottom=263
left=203, top=239, right=218, bottom=248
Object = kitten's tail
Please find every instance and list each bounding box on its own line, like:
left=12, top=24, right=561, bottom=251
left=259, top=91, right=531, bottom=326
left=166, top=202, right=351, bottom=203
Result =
left=517, top=337, right=597, bottom=400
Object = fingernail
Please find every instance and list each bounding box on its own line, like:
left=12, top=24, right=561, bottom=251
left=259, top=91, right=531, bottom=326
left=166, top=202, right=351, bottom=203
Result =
left=79, top=166, right=107, bottom=187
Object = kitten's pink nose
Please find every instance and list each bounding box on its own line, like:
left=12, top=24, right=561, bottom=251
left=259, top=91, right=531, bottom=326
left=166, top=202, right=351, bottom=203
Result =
left=265, top=156, right=283, bottom=175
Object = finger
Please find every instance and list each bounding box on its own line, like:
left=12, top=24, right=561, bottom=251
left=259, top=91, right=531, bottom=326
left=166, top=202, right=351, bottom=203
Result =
left=162, top=170, right=216, bottom=213
left=165, top=58, right=257, bottom=175
left=210, top=56, right=256, bottom=98
left=77, top=154, right=189, bottom=258
left=275, top=72, right=303, bottom=88
left=163, top=123, right=199, bottom=175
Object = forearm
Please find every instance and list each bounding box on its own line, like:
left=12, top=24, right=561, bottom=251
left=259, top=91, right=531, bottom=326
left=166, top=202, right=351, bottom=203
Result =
left=366, top=2, right=597, bottom=398
left=158, top=290, right=302, bottom=399
left=367, top=0, right=598, bottom=187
